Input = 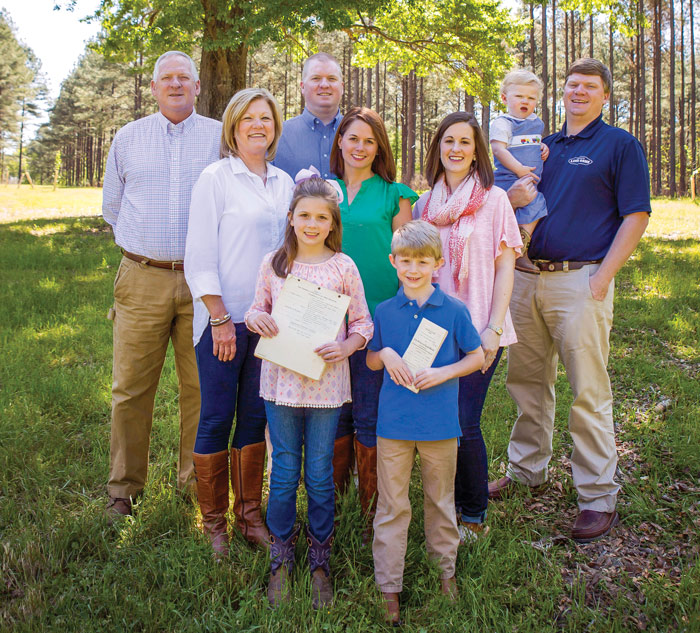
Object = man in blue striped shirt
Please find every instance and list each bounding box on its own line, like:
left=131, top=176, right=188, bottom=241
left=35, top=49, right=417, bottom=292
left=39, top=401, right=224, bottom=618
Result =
left=274, top=52, right=344, bottom=180
left=102, top=51, right=221, bottom=517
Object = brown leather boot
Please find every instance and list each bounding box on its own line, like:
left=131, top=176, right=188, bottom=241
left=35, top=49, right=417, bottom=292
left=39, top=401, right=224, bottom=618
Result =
left=230, top=442, right=270, bottom=548
left=193, top=450, right=230, bottom=557
left=332, top=434, right=354, bottom=498
left=354, top=437, right=377, bottom=545
left=515, top=227, right=541, bottom=274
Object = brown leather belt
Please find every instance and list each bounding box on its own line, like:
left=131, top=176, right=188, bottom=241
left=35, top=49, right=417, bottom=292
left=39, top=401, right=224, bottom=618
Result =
left=122, top=249, right=184, bottom=271
left=531, top=259, right=602, bottom=272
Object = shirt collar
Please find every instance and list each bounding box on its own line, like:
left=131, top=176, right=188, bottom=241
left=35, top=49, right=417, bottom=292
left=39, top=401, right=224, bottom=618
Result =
left=301, top=107, right=341, bottom=130
left=558, top=113, right=604, bottom=141
left=156, top=109, right=197, bottom=134
left=228, top=155, right=278, bottom=180
left=397, top=283, right=445, bottom=308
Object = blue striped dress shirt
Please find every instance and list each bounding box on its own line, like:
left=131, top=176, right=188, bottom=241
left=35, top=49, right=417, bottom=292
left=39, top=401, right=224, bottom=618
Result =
left=102, top=110, right=222, bottom=261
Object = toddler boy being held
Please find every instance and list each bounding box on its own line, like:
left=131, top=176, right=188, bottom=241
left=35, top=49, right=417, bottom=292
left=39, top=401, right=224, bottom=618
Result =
left=366, top=221, right=484, bottom=625
left=490, top=69, right=549, bottom=273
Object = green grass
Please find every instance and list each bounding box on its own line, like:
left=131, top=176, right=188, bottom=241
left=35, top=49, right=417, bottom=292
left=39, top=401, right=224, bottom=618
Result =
left=1, top=194, right=698, bottom=632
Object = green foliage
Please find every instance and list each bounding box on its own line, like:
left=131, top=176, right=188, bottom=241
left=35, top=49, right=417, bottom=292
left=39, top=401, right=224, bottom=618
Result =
left=352, top=0, right=521, bottom=100
left=0, top=11, right=44, bottom=158
left=0, top=191, right=698, bottom=631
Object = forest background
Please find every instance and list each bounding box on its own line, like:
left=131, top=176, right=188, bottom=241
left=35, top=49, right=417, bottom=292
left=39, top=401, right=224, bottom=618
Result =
left=1, top=0, right=699, bottom=197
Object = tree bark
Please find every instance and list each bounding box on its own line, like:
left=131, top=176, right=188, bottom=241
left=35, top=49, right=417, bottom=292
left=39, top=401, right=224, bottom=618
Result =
left=608, top=17, right=615, bottom=126
left=589, top=14, right=594, bottom=57
left=690, top=0, right=697, bottom=194
left=542, top=1, right=550, bottom=135
left=197, top=4, right=248, bottom=120
left=530, top=1, right=536, bottom=70
left=639, top=0, right=647, bottom=153
left=669, top=0, right=677, bottom=196
left=552, top=0, right=557, bottom=131
left=680, top=0, right=687, bottom=193
left=404, top=70, right=416, bottom=186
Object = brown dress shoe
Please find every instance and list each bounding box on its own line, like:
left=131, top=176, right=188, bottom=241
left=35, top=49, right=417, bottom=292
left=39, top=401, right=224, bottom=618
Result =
left=571, top=510, right=619, bottom=543
left=106, top=496, right=132, bottom=518
left=488, top=476, right=515, bottom=500
left=380, top=592, right=400, bottom=626
left=440, top=576, right=459, bottom=601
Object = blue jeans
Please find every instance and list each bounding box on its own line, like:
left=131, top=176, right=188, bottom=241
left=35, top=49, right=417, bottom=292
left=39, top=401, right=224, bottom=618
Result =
left=193, top=323, right=267, bottom=453
left=265, top=402, right=340, bottom=542
left=455, top=347, right=504, bottom=523
left=335, top=348, right=383, bottom=448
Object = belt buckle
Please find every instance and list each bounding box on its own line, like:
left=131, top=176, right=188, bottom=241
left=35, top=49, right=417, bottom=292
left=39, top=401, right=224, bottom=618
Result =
left=562, top=261, right=569, bottom=272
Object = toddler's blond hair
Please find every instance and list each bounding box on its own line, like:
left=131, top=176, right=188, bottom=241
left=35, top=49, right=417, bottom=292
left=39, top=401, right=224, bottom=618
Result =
left=500, top=69, right=544, bottom=97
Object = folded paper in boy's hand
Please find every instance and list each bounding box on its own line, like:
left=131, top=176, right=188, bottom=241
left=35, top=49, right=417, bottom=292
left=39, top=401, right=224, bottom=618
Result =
left=401, top=318, right=447, bottom=393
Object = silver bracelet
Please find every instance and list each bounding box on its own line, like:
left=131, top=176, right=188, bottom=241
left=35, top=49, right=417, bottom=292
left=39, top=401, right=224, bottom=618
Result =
left=210, top=313, right=231, bottom=327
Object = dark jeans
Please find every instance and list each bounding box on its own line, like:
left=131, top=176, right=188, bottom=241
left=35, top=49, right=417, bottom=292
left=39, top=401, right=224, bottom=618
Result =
left=455, top=346, right=504, bottom=523
left=335, top=348, right=383, bottom=448
left=265, top=402, right=341, bottom=541
left=193, top=323, right=267, bottom=454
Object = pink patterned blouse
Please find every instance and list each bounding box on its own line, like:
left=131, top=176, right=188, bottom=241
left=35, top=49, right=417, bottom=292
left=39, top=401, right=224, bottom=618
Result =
left=245, top=252, right=374, bottom=408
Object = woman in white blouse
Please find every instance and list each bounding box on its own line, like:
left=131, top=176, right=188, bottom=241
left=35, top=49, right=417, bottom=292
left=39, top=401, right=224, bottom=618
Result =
left=185, top=88, right=294, bottom=556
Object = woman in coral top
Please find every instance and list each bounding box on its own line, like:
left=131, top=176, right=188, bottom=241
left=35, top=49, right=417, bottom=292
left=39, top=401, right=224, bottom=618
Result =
left=414, top=112, right=522, bottom=543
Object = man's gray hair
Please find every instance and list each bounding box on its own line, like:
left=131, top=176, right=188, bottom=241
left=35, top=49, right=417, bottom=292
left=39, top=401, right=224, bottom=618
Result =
left=301, top=52, right=342, bottom=81
left=152, top=51, right=199, bottom=82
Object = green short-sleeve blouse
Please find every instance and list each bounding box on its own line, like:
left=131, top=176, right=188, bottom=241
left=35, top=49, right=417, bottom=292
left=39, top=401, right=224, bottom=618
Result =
left=337, top=174, right=418, bottom=315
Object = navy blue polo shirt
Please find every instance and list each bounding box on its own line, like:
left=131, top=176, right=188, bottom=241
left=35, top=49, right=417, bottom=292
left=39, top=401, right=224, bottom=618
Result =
left=368, top=285, right=482, bottom=441
left=529, top=114, right=651, bottom=261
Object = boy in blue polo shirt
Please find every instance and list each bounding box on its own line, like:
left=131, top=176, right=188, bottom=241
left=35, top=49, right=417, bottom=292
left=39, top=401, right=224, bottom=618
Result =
left=366, top=220, right=484, bottom=624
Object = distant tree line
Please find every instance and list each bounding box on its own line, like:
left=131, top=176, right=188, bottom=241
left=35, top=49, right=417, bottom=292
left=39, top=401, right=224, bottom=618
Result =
left=19, top=0, right=700, bottom=196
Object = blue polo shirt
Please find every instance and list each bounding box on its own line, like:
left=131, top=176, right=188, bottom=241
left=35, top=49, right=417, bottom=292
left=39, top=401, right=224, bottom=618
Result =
left=273, top=108, right=341, bottom=179
left=530, top=114, right=651, bottom=262
left=369, top=285, right=482, bottom=441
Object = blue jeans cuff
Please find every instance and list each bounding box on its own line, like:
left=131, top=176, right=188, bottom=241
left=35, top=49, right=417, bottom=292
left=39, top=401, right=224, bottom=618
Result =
left=460, top=509, right=487, bottom=524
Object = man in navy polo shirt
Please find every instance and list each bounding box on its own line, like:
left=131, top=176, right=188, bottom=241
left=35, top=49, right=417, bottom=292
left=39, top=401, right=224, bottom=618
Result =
left=274, top=52, right=343, bottom=179
left=489, top=58, right=650, bottom=543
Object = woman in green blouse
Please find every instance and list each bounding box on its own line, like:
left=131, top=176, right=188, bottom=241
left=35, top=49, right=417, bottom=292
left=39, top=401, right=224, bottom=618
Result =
left=329, top=106, right=418, bottom=537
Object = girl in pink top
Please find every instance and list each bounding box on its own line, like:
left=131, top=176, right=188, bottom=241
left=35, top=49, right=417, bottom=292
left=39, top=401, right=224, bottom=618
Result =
left=415, top=112, right=522, bottom=541
left=246, top=175, right=373, bottom=609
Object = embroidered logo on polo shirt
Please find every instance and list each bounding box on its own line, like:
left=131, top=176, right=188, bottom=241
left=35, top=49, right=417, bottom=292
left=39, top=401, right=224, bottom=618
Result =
left=568, top=156, right=593, bottom=166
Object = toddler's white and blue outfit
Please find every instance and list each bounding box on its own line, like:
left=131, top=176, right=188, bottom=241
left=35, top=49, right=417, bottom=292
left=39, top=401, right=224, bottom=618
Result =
left=490, top=113, right=548, bottom=224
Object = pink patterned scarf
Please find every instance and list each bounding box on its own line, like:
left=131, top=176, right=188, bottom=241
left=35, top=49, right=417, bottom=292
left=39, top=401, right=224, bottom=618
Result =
left=421, top=173, right=488, bottom=291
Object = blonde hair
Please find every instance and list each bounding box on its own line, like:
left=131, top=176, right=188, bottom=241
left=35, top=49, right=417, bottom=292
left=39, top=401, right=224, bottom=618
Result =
left=302, top=52, right=342, bottom=81
left=500, top=69, right=544, bottom=97
left=391, top=220, right=443, bottom=260
left=220, top=88, right=282, bottom=160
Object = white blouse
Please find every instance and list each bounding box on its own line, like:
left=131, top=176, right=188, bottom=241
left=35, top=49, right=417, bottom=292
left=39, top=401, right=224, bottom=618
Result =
left=185, top=155, right=295, bottom=345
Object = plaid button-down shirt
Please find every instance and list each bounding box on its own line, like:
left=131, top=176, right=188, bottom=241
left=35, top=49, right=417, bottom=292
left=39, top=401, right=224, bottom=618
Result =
left=102, top=110, right=222, bottom=261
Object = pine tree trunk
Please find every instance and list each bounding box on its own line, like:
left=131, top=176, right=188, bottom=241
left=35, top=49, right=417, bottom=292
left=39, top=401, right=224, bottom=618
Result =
left=552, top=0, right=557, bottom=130
left=639, top=0, right=647, bottom=153
left=670, top=0, right=677, bottom=196
left=352, top=67, right=360, bottom=108
left=420, top=76, right=425, bottom=174
left=589, top=14, right=594, bottom=57
left=680, top=0, right=687, bottom=194
left=690, top=0, right=697, bottom=194
left=404, top=70, right=416, bottom=186
left=609, top=18, right=615, bottom=126
left=530, top=1, right=536, bottom=70
left=565, top=10, right=570, bottom=72
left=542, top=1, right=550, bottom=134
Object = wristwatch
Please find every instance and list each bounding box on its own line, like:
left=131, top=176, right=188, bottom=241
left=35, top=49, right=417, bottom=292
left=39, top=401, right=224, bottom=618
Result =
left=487, top=323, right=503, bottom=336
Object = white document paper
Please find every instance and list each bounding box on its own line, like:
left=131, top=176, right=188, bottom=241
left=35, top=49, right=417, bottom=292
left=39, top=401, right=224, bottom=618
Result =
left=254, top=275, right=351, bottom=380
left=402, top=318, right=448, bottom=393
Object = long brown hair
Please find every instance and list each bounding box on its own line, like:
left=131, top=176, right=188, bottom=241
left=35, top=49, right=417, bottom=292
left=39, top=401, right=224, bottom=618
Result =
left=424, top=112, right=494, bottom=189
left=271, top=178, right=343, bottom=278
left=330, top=107, right=396, bottom=182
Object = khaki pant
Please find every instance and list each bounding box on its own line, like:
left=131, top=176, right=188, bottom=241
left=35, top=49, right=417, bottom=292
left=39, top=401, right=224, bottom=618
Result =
left=107, top=256, right=200, bottom=498
left=373, top=437, right=459, bottom=593
left=506, top=266, right=620, bottom=512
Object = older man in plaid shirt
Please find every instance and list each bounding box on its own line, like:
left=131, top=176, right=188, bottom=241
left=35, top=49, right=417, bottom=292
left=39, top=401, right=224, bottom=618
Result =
left=102, top=51, right=221, bottom=517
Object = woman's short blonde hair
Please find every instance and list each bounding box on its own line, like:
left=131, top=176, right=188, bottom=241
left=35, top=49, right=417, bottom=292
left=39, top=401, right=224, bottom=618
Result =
left=220, top=88, right=283, bottom=160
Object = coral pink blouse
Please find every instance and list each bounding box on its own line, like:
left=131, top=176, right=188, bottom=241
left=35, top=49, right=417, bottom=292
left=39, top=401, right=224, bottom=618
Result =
left=245, top=252, right=374, bottom=408
left=415, top=184, right=523, bottom=346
